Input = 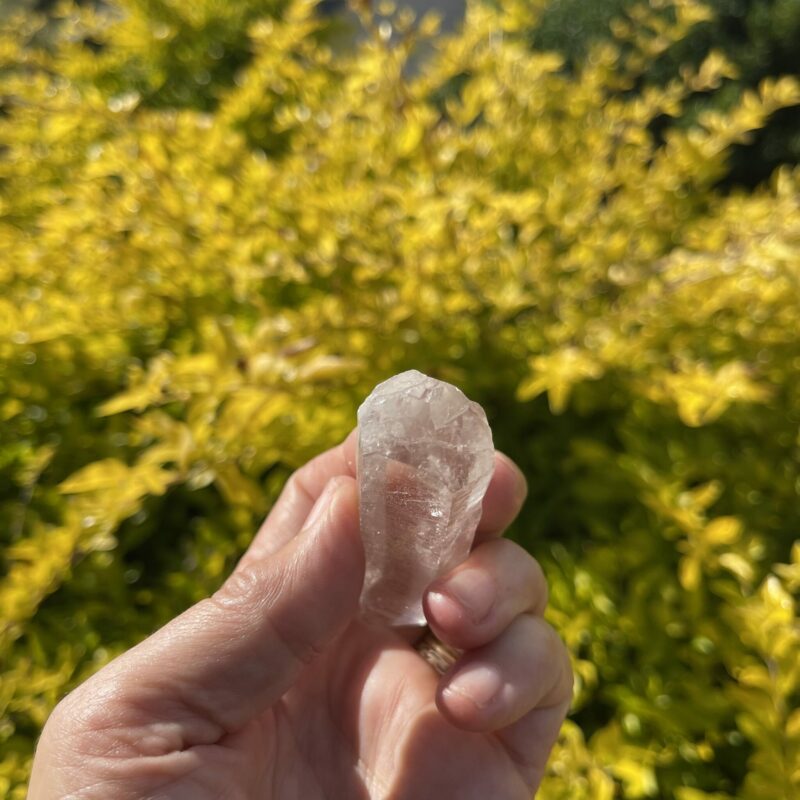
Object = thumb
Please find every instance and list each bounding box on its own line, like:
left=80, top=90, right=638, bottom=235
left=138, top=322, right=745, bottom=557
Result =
left=85, top=476, right=364, bottom=744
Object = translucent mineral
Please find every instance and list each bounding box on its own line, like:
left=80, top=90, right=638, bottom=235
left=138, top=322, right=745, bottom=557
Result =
left=357, top=370, right=494, bottom=627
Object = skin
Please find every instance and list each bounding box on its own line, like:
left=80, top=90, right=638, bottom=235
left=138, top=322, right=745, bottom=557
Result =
left=29, top=430, right=573, bottom=800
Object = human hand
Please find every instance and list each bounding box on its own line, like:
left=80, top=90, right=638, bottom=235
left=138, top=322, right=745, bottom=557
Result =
left=29, top=431, right=572, bottom=799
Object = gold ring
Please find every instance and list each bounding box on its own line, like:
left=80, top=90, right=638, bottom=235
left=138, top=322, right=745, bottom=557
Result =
left=414, top=627, right=462, bottom=675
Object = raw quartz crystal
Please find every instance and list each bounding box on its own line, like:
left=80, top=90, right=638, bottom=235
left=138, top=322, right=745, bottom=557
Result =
left=357, top=370, right=494, bottom=627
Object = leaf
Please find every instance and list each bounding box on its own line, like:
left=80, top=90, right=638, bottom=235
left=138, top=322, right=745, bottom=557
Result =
left=136, top=464, right=178, bottom=496
left=718, top=552, right=754, bottom=582
left=786, top=708, right=800, bottom=741
left=704, top=516, right=742, bottom=546
left=396, top=118, right=424, bottom=157
left=417, top=10, right=442, bottom=37
left=679, top=555, right=701, bottom=591
left=97, top=354, right=175, bottom=416
left=588, top=767, right=615, bottom=800
left=686, top=50, right=738, bottom=92
left=97, top=386, right=157, bottom=416
left=294, top=355, right=365, bottom=383
left=58, top=459, right=130, bottom=493
left=686, top=480, right=723, bottom=511
left=611, top=757, right=657, bottom=798
left=676, top=789, right=731, bottom=800
left=1, top=398, right=24, bottom=421
left=661, top=362, right=771, bottom=427
left=517, top=348, right=603, bottom=413
left=16, top=444, right=56, bottom=487
left=213, top=463, right=265, bottom=510
left=737, top=664, right=772, bottom=691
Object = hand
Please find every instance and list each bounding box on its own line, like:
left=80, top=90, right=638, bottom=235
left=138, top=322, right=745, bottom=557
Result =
left=29, top=431, right=572, bottom=799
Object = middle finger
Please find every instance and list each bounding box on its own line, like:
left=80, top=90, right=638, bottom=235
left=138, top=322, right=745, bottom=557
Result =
left=423, top=538, right=548, bottom=650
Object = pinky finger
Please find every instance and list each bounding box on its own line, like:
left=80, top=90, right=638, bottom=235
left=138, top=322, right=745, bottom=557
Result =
left=436, top=614, right=573, bottom=791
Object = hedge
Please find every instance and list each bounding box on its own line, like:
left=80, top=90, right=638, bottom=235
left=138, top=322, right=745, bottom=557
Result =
left=532, top=0, right=800, bottom=189
left=1, top=1, right=799, bottom=797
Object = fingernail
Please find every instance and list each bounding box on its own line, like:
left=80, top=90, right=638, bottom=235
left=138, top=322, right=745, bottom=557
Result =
left=446, top=663, right=504, bottom=709
left=439, top=569, right=495, bottom=624
left=426, top=591, right=461, bottom=628
left=304, top=478, right=342, bottom=530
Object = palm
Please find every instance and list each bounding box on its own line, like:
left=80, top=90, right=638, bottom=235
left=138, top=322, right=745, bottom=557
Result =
left=160, top=622, right=530, bottom=800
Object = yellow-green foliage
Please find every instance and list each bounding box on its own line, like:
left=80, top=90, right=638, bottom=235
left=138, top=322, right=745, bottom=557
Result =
left=2, top=1, right=800, bottom=797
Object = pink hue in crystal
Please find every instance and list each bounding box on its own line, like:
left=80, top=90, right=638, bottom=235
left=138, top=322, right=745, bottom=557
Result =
left=357, top=370, right=494, bottom=626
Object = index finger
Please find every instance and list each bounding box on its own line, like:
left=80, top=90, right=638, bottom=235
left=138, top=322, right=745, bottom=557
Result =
left=242, top=429, right=358, bottom=563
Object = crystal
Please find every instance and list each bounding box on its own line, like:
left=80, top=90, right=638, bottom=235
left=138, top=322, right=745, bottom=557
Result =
left=357, top=370, right=494, bottom=626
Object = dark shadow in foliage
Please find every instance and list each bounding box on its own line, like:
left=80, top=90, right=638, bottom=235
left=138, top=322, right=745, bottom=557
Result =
left=532, top=0, right=800, bottom=190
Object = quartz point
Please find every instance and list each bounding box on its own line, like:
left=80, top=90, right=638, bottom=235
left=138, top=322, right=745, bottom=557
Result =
left=357, top=370, right=495, bottom=627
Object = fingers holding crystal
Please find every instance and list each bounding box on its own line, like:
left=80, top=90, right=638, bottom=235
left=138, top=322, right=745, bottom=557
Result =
left=474, top=452, right=528, bottom=544
left=245, top=424, right=523, bottom=602
left=423, top=539, right=548, bottom=650
left=435, top=614, right=573, bottom=737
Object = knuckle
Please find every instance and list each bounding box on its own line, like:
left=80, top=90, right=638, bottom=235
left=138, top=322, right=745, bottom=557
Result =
left=41, top=684, right=126, bottom=756
left=525, top=557, right=548, bottom=613
left=541, top=619, right=564, bottom=662
left=265, top=553, right=325, bottom=667
left=213, top=553, right=323, bottom=669
left=284, top=466, right=316, bottom=508
left=523, top=616, right=563, bottom=672
left=490, top=539, right=548, bottom=614
left=487, top=537, right=524, bottom=560
left=211, top=561, right=272, bottom=616
left=535, top=619, right=573, bottom=706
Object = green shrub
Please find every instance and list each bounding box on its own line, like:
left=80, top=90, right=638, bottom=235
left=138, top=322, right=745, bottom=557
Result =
left=533, top=0, right=800, bottom=188
left=1, top=1, right=799, bottom=797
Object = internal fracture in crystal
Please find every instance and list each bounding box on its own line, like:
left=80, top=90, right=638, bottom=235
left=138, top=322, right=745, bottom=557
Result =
left=357, top=370, right=494, bottom=626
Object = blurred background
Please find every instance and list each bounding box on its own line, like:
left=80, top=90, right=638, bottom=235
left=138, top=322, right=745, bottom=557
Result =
left=1, top=1, right=799, bottom=797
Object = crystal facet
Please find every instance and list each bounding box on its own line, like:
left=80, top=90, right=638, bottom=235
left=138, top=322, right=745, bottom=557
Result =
left=357, top=370, right=495, bottom=626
